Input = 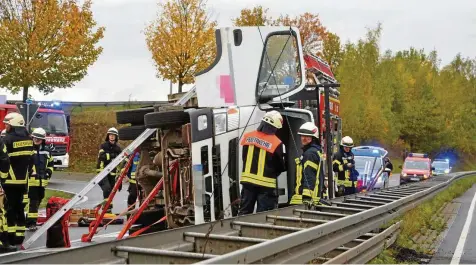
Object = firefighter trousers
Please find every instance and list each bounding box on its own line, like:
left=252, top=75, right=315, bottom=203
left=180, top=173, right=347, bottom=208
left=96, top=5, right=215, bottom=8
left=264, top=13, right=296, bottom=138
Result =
left=127, top=183, right=142, bottom=207
left=99, top=174, right=115, bottom=213
left=238, top=184, right=278, bottom=215
left=26, top=186, right=45, bottom=227
left=3, top=185, right=27, bottom=245
left=0, top=191, right=9, bottom=247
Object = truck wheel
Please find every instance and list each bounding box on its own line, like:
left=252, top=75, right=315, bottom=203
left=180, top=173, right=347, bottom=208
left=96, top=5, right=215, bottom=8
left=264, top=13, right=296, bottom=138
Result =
left=116, top=107, right=154, bottom=125
left=144, top=111, right=189, bottom=129
left=118, top=125, right=154, bottom=141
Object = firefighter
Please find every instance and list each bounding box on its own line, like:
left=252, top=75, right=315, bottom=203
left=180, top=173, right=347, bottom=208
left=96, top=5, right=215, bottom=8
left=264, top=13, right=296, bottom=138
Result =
left=96, top=127, right=122, bottom=213
left=1, top=112, right=34, bottom=246
left=238, top=111, right=286, bottom=215
left=0, top=134, right=15, bottom=253
left=332, top=136, right=356, bottom=196
left=290, top=122, right=324, bottom=209
left=26, top=128, right=54, bottom=231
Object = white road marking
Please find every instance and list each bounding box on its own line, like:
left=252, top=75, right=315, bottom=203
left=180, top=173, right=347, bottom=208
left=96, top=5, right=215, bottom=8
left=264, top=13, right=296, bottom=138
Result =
left=450, top=188, right=476, bottom=264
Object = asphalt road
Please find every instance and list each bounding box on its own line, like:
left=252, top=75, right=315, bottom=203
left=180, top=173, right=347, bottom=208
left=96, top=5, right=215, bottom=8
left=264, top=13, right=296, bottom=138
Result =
left=389, top=173, right=400, bottom=187
left=431, top=184, right=476, bottom=264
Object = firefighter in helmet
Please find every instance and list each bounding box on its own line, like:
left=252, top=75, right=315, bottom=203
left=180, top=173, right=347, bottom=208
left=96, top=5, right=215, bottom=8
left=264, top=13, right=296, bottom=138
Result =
left=0, top=130, right=14, bottom=252
left=1, top=112, right=34, bottom=246
left=26, top=128, right=54, bottom=231
left=96, top=127, right=122, bottom=213
left=290, top=122, right=324, bottom=208
left=239, top=111, right=286, bottom=215
left=332, top=136, right=356, bottom=196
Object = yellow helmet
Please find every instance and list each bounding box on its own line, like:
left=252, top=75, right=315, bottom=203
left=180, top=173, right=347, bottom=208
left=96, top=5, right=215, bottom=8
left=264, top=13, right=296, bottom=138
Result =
left=261, top=110, right=283, bottom=129
left=3, top=112, right=25, bottom=127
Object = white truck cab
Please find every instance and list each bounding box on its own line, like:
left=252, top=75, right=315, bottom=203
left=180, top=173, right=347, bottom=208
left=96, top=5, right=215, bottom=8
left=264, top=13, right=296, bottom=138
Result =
left=121, top=26, right=319, bottom=232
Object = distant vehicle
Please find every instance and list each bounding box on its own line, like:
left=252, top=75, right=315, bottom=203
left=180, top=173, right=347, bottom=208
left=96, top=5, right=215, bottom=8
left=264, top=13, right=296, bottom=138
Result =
left=432, top=159, right=451, bottom=175
left=0, top=102, right=71, bottom=169
left=400, top=153, right=434, bottom=183
left=353, top=146, right=392, bottom=192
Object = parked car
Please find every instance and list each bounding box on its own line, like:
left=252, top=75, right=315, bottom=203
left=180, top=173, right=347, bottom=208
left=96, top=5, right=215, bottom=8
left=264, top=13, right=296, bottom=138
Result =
left=400, top=153, right=434, bottom=183
left=432, top=159, right=451, bottom=176
left=352, top=146, right=392, bottom=192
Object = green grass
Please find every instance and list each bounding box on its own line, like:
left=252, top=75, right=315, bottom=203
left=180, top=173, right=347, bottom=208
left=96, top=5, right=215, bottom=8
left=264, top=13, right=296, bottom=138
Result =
left=369, top=174, right=476, bottom=263
left=39, top=189, right=75, bottom=209
left=69, top=104, right=147, bottom=114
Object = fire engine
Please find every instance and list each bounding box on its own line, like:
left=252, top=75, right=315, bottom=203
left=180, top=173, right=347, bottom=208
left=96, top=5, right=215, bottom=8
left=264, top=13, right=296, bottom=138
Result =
left=0, top=101, right=71, bottom=169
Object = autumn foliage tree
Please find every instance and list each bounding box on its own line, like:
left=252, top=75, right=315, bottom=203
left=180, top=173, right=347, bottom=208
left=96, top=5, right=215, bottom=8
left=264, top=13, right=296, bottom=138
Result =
left=145, top=0, right=217, bottom=93
left=0, top=0, right=105, bottom=102
left=232, top=6, right=271, bottom=26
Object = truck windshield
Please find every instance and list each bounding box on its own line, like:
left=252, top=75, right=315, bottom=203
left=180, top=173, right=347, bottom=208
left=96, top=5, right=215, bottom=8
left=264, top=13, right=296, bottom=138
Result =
left=256, top=33, right=302, bottom=99
left=404, top=161, right=429, bottom=170
left=30, top=112, right=68, bottom=135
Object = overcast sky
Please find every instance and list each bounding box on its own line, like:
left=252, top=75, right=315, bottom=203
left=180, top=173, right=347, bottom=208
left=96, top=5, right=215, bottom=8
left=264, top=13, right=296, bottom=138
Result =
left=1, top=0, right=475, bottom=102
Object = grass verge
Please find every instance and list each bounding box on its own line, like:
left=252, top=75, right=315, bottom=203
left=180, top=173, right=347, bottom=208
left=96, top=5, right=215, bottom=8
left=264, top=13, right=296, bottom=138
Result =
left=369, top=174, right=476, bottom=264
left=39, top=189, right=75, bottom=209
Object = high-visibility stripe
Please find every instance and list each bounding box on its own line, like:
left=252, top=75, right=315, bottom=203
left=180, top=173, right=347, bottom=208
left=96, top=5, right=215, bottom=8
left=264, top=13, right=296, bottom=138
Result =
left=240, top=173, right=276, bottom=188
left=244, top=145, right=254, bottom=174
left=7, top=227, right=15, bottom=233
left=27, top=213, right=39, bottom=218
left=257, top=149, right=266, bottom=178
left=9, top=150, right=34, bottom=157
left=106, top=153, right=110, bottom=160
left=0, top=171, right=7, bottom=179
left=129, top=179, right=136, bottom=184
left=5, top=179, right=26, bottom=184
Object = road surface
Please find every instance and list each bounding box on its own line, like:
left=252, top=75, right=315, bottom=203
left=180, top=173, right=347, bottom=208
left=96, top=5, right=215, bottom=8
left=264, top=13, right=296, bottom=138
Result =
left=431, top=184, right=476, bottom=264
left=389, top=173, right=400, bottom=187
left=27, top=175, right=130, bottom=249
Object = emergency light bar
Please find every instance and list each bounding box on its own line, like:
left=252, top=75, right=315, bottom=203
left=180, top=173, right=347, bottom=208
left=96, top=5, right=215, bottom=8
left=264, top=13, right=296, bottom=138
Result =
left=408, top=153, right=428, bottom=158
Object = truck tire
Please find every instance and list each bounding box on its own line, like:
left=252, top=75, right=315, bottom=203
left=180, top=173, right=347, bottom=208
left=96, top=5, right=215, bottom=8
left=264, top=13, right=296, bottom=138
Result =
left=116, top=107, right=154, bottom=125
left=118, top=125, right=153, bottom=141
left=144, top=111, right=189, bottom=129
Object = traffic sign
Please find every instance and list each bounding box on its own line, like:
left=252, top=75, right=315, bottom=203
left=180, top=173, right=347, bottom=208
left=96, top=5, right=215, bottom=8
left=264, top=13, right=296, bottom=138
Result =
left=16, top=102, right=40, bottom=130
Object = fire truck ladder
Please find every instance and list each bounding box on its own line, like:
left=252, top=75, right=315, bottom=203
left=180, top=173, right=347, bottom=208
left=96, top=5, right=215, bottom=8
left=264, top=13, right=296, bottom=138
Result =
left=21, top=90, right=194, bottom=250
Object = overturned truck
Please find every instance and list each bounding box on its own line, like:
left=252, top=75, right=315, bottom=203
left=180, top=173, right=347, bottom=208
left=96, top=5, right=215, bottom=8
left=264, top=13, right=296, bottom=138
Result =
left=114, top=26, right=342, bottom=235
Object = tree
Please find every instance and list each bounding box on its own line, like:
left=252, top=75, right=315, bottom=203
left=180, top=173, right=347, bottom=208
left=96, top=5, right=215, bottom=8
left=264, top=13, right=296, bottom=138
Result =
left=272, top=12, right=327, bottom=55
left=322, top=32, right=342, bottom=71
left=145, top=0, right=217, bottom=93
left=232, top=5, right=271, bottom=26
left=0, top=0, right=105, bottom=102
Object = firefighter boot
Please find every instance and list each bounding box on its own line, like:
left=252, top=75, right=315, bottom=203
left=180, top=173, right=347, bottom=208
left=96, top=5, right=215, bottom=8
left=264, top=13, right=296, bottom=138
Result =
left=0, top=232, right=17, bottom=253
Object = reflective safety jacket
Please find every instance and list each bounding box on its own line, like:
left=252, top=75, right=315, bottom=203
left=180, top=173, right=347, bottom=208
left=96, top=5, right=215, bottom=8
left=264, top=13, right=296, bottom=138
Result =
left=125, top=153, right=140, bottom=184
left=290, top=143, right=324, bottom=205
left=29, top=145, right=54, bottom=187
left=332, top=148, right=356, bottom=187
left=1, top=128, right=34, bottom=186
left=240, top=130, right=285, bottom=189
left=96, top=141, right=122, bottom=175
left=0, top=140, right=10, bottom=180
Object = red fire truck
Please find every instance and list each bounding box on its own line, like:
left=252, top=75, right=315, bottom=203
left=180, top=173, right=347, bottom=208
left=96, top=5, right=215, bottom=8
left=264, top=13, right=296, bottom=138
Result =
left=0, top=103, right=71, bottom=169
left=292, top=53, right=342, bottom=153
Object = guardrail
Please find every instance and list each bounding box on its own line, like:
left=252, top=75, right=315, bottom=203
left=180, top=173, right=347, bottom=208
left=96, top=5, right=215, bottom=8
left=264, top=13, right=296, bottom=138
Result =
left=4, top=171, right=475, bottom=264
left=6, top=100, right=169, bottom=107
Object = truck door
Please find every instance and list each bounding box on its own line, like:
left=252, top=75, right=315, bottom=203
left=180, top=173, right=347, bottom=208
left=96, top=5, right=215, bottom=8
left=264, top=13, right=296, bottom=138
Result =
left=189, top=108, right=216, bottom=224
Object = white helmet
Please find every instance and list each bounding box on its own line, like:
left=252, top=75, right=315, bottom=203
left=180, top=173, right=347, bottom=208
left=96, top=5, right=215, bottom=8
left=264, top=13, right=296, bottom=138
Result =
left=3, top=112, right=25, bottom=127
left=341, top=136, right=354, bottom=147
left=297, top=122, right=319, bottom=139
left=106, top=127, right=119, bottom=141
left=262, top=110, right=283, bottom=129
left=32, top=128, right=47, bottom=140
left=1, top=129, right=6, bottom=137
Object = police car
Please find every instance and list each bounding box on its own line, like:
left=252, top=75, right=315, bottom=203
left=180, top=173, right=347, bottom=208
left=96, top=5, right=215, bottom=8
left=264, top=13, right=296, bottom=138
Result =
left=352, top=146, right=392, bottom=192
